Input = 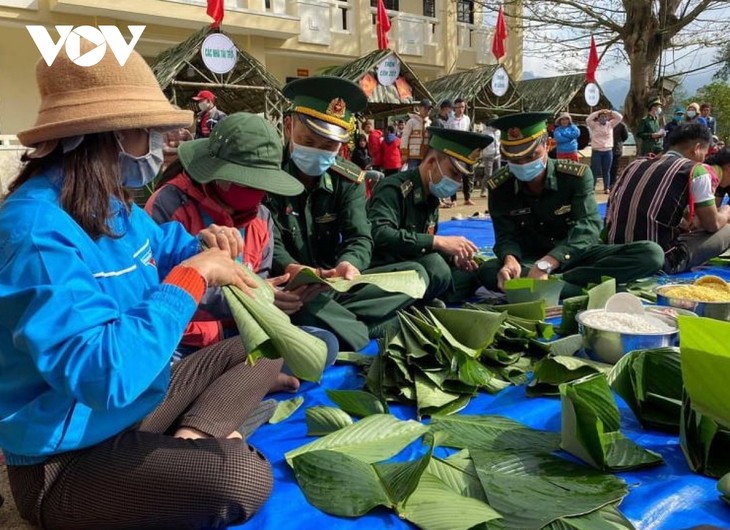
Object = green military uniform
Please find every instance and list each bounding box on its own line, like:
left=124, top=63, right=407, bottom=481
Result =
left=368, top=127, right=494, bottom=303
left=480, top=113, right=664, bottom=294
left=267, top=76, right=422, bottom=350
left=636, top=97, right=664, bottom=155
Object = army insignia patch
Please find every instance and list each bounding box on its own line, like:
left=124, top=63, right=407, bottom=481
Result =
left=400, top=180, right=414, bottom=197
left=508, top=127, right=523, bottom=140
left=554, top=205, right=572, bottom=215
left=326, top=98, right=347, bottom=118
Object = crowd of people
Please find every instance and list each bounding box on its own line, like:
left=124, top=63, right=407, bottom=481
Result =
left=0, top=41, right=729, bottom=530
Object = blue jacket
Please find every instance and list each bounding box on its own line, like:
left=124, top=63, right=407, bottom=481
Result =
left=0, top=168, right=200, bottom=465
left=553, top=124, right=581, bottom=154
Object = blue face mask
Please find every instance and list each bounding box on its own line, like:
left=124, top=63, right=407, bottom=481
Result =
left=508, top=156, right=547, bottom=183
left=291, top=139, right=339, bottom=177
left=116, top=129, right=164, bottom=189
left=673, top=114, right=683, bottom=122
left=429, top=159, right=462, bottom=198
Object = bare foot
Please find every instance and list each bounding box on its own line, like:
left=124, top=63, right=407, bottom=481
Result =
left=270, top=372, right=301, bottom=394
left=174, top=427, right=210, bottom=439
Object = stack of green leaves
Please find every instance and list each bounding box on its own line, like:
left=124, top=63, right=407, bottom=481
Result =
left=286, top=412, right=636, bottom=530
left=679, top=316, right=730, bottom=478
left=222, top=268, right=327, bottom=382
left=366, top=302, right=562, bottom=417
left=559, top=373, right=664, bottom=471
left=607, top=347, right=683, bottom=432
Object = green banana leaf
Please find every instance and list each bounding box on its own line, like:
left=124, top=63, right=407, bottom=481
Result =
left=223, top=282, right=327, bottom=382
left=559, top=374, right=664, bottom=471
left=426, top=450, right=487, bottom=502
left=305, top=406, right=353, bottom=436
left=285, top=414, right=428, bottom=466
left=326, top=389, right=389, bottom=417
left=268, top=397, right=304, bottom=424
left=291, top=434, right=501, bottom=530
left=471, top=448, right=629, bottom=530
left=607, top=347, right=682, bottom=432
left=504, top=278, right=565, bottom=307
left=625, top=277, right=661, bottom=303
left=286, top=268, right=427, bottom=300
left=467, top=300, right=547, bottom=321
left=429, top=415, right=560, bottom=452
left=414, top=373, right=464, bottom=415
left=544, top=504, right=635, bottom=530
left=427, top=307, right=506, bottom=351
left=558, top=278, right=616, bottom=336
left=528, top=355, right=612, bottom=397
left=586, top=278, right=617, bottom=310
left=679, top=316, right=730, bottom=428
left=336, top=351, right=376, bottom=367
left=680, top=393, right=730, bottom=478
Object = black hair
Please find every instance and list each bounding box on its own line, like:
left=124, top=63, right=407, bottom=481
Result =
left=440, top=100, right=453, bottom=110
left=706, top=147, right=730, bottom=167
left=667, top=123, right=712, bottom=149
left=454, top=98, right=465, bottom=105
left=387, top=125, right=396, bottom=134
left=700, top=103, right=711, bottom=111
left=397, top=119, right=405, bottom=124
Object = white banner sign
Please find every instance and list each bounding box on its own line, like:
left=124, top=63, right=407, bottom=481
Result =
left=376, top=54, right=401, bottom=87
left=491, top=66, right=509, bottom=97
left=201, top=33, right=237, bottom=75
left=584, top=82, right=601, bottom=107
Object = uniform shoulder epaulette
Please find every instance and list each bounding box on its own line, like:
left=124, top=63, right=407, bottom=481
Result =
left=400, top=179, right=414, bottom=197
left=486, top=165, right=513, bottom=190
left=555, top=159, right=589, bottom=178
left=330, top=157, right=365, bottom=184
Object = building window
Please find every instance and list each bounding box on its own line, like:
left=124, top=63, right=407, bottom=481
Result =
left=423, top=0, right=435, bottom=18
left=456, top=0, right=474, bottom=24
left=371, top=0, right=399, bottom=10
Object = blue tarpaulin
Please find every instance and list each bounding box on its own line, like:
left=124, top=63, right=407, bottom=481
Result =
left=242, top=209, right=730, bottom=530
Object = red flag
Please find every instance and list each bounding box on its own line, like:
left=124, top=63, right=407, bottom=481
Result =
left=376, top=0, right=391, bottom=50
left=207, top=0, right=224, bottom=28
left=491, top=5, right=507, bottom=61
left=586, top=36, right=599, bottom=83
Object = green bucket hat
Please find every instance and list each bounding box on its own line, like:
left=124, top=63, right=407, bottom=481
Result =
left=178, top=112, right=303, bottom=196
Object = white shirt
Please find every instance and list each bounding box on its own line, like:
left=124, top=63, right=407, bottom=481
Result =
left=447, top=114, right=471, bottom=132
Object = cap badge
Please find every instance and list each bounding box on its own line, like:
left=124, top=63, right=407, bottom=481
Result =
left=326, top=98, right=347, bottom=119
left=508, top=127, right=523, bottom=140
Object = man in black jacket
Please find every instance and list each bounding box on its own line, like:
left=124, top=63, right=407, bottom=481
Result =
left=609, top=120, right=629, bottom=186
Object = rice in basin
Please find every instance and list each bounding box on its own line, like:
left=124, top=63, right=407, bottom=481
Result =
left=580, top=311, right=675, bottom=334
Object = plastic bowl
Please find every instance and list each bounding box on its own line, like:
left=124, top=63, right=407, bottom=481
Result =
left=576, top=307, right=693, bottom=364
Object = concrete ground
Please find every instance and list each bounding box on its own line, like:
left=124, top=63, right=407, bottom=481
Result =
left=0, top=188, right=610, bottom=529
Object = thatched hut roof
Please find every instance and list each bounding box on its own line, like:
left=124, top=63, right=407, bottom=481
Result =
left=518, top=74, right=614, bottom=118
left=323, top=49, right=434, bottom=117
left=425, top=65, right=522, bottom=122
left=151, top=27, right=285, bottom=116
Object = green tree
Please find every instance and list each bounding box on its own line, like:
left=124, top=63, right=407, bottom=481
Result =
left=690, top=80, right=730, bottom=141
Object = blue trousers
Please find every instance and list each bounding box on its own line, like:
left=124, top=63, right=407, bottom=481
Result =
left=591, top=150, right=613, bottom=190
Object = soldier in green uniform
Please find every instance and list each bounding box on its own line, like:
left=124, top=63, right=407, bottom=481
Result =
left=636, top=97, right=666, bottom=156
left=480, top=112, right=664, bottom=295
left=368, top=127, right=494, bottom=303
left=266, top=76, right=424, bottom=350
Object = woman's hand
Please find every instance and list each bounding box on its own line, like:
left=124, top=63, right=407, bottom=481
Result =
left=181, top=249, right=257, bottom=297
left=198, top=225, right=243, bottom=260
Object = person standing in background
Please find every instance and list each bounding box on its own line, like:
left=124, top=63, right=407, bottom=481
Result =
left=609, top=119, right=629, bottom=187
left=433, top=100, right=453, bottom=129
left=553, top=112, right=581, bottom=162
left=401, top=99, right=432, bottom=170
left=586, top=108, right=622, bottom=193
left=701, top=103, right=717, bottom=135
left=364, top=120, right=383, bottom=170
left=663, top=108, right=684, bottom=150
left=396, top=119, right=405, bottom=138
left=480, top=117, right=501, bottom=198
left=350, top=134, right=373, bottom=170
left=380, top=125, right=402, bottom=176
left=637, top=97, right=665, bottom=156
left=447, top=98, right=474, bottom=205
left=684, top=102, right=708, bottom=127
left=192, top=90, right=227, bottom=139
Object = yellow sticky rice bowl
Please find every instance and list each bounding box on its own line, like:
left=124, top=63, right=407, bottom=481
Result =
left=661, top=276, right=730, bottom=303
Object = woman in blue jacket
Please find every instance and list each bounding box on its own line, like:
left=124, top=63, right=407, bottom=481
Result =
left=553, top=112, right=581, bottom=162
left=0, top=45, right=283, bottom=529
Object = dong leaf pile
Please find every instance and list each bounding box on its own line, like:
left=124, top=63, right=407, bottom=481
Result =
left=365, top=303, right=566, bottom=417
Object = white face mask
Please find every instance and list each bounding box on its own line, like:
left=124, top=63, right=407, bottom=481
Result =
left=198, top=101, right=210, bottom=112
left=116, top=130, right=164, bottom=188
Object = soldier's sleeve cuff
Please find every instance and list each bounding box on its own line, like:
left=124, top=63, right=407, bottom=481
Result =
left=496, top=246, right=522, bottom=263
left=548, top=248, right=573, bottom=266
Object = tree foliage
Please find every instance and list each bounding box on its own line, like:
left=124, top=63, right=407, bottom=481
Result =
left=475, top=0, right=730, bottom=130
